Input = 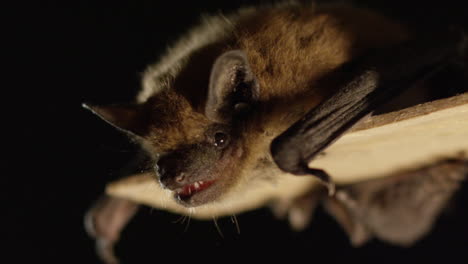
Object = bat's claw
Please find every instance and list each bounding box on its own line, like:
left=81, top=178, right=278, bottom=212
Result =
left=303, top=167, right=336, bottom=196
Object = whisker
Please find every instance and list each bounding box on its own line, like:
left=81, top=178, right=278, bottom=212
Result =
left=231, top=215, right=241, bottom=234
left=172, top=215, right=186, bottom=224
left=184, top=214, right=192, bottom=233
left=181, top=215, right=188, bottom=225
left=213, top=217, right=224, bottom=238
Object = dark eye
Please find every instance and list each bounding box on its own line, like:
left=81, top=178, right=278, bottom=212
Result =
left=213, top=132, right=229, bottom=148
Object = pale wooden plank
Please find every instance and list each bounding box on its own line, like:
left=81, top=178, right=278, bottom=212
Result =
left=107, top=93, right=468, bottom=218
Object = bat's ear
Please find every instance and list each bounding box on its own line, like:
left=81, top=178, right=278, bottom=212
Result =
left=205, top=50, right=259, bottom=123
left=82, top=103, right=146, bottom=137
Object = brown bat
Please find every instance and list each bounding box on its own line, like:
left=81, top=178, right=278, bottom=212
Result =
left=83, top=2, right=468, bottom=263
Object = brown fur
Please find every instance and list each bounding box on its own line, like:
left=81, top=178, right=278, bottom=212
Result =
left=235, top=7, right=405, bottom=100
left=143, top=90, right=212, bottom=152
left=232, top=6, right=409, bottom=130
left=130, top=4, right=413, bottom=203
left=86, top=4, right=467, bottom=262
left=91, top=3, right=413, bottom=208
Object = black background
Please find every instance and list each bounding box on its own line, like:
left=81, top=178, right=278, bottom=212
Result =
left=7, top=0, right=468, bottom=263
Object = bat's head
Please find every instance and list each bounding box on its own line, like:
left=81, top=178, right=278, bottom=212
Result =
left=85, top=50, right=285, bottom=207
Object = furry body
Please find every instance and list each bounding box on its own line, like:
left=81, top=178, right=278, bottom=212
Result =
left=126, top=3, right=410, bottom=206
left=84, top=2, right=467, bottom=263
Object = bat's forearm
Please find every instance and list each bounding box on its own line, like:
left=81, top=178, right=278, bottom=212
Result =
left=271, top=30, right=467, bottom=178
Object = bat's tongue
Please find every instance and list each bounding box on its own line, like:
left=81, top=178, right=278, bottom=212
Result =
left=177, top=180, right=216, bottom=199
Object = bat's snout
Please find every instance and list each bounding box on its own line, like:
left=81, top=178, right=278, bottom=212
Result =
left=155, top=154, right=189, bottom=190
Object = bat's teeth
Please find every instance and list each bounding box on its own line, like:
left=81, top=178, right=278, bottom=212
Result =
left=176, top=180, right=216, bottom=200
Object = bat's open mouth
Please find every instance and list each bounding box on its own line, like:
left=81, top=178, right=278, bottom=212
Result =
left=175, top=180, right=216, bottom=202
left=170, top=145, right=243, bottom=207
left=159, top=141, right=244, bottom=208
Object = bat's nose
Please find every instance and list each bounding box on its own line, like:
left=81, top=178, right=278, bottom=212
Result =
left=156, top=154, right=188, bottom=190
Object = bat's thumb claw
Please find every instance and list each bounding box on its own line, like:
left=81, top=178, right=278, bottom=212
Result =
left=302, top=167, right=335, bottom=196
left=322, top=177, right=336, bottom=196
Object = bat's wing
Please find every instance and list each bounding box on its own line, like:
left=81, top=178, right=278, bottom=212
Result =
left=271, top=30, right=466, bottom=193
left=324, top=159, right=468, bottom=246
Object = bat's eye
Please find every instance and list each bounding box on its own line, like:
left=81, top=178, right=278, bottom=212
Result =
left=213, top=132, right=229, bottom=148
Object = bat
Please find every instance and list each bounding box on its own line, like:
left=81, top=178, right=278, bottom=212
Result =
left=324, top=158, right=468, bottom=246
left=83, top=2, right=468, bottom=263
